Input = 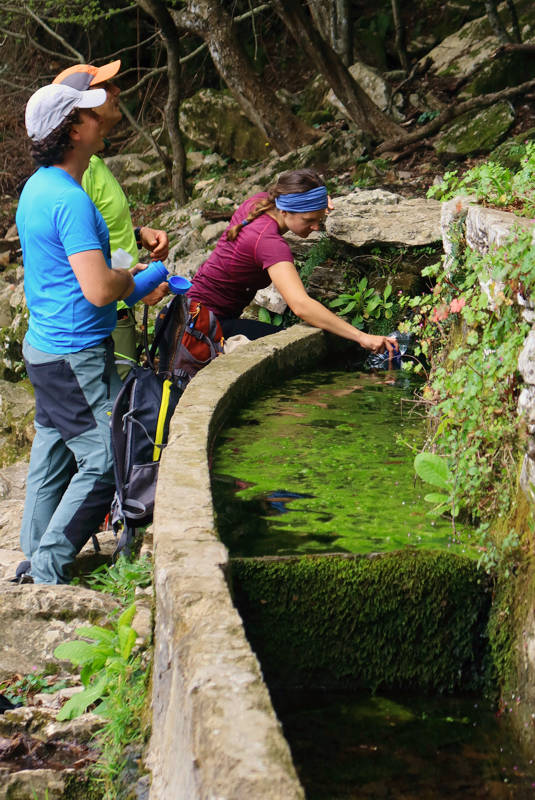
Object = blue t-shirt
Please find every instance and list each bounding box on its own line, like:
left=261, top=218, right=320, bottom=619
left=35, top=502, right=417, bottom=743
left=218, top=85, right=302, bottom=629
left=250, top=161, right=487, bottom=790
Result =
left=16, top=166, right=116, bottom=353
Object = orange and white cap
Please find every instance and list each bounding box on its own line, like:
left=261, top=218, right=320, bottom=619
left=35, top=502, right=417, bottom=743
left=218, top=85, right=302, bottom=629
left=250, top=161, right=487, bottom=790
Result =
left=53, top=60, right=121, bottom=91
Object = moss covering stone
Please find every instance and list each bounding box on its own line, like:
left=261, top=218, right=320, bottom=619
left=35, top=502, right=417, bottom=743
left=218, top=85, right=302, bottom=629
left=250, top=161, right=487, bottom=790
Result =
left=435, top=101, right=515, bottom=158
left=231, top=550, right=493, bottom=693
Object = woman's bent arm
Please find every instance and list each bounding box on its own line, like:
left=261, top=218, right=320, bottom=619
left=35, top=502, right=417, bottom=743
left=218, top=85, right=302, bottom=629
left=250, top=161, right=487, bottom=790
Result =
left=268, top=261, right=397, bottom=353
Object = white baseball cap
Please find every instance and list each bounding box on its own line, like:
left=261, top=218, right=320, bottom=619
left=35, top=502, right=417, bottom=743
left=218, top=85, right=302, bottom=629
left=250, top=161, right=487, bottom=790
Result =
left=25, top=83, right=107, bottom=142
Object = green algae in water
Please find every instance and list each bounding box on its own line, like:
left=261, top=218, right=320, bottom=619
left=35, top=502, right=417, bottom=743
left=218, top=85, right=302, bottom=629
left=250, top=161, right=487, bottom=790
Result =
left=212, top=368, right=477, bottom=558
left=272, top=689, right=535, bottom=800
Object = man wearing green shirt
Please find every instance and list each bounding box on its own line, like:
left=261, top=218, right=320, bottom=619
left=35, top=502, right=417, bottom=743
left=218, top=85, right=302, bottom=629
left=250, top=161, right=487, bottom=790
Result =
left=53, top=60, right=169, bottom=377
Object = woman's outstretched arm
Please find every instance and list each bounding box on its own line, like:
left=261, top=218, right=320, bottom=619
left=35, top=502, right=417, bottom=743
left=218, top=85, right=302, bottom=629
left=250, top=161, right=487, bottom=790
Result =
left=268, top=261, right=397, bottom=354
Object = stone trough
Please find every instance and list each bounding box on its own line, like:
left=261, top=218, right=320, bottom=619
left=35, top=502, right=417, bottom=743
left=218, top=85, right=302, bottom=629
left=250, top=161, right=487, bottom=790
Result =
left=148, top=324, right=492, bottom=799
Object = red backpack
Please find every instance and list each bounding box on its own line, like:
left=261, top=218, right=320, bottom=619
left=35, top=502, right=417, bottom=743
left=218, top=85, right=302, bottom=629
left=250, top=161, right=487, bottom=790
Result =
left=150, top=296, right=224, bottom=389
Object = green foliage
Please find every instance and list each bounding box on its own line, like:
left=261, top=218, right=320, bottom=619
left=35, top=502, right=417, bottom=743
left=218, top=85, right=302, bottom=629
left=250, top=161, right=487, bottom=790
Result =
left=427, top=142, right=535, bottom=216
left=295, top=235, right=340, bottom=288
left=401, top=222, right=532, bottom=559
left=414, top=452, right=457, bottom=519
left=258, top=307, right=283, bottom=327
left=54, top=556, right=153, bottom=797
left=54, top=603, right=142, bottom=722
left=417, top=110, right=440, bottom=125
left=0, top=672, right=69, bottom=704
left=329, top=278, right=394, bottom=328
left=86, top=554, right=152, bottom=604
left=232, top=551, right=492, bottom=693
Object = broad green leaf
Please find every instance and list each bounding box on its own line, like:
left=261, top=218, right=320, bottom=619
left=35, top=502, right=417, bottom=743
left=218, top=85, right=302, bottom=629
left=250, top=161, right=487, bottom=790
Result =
left=118, top=625, right=137, bottom=660
left=339, top=300, right=356, bottom=315
left=54, top=640, right=99, bottom=665
left=424, top=492, right=449, bottom=505
left=329, top=297, right=346, bottom=308
left=414, top=452, right=451, bottom=489
left=74, top=625, right=115, bottom=643
left=56, top=674, right=109, bottom=721
left=383, top=284, right=392, bottom=300
left=118, top=603, right=137, bottom=630
left=258, top=307, right=271, bottom=324
left=272, top=314, right=283, bottom=326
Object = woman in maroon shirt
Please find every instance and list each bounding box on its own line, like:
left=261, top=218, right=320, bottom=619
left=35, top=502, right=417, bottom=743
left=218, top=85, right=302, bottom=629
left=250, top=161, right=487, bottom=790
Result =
left=188, top=168, right=397, bottom=356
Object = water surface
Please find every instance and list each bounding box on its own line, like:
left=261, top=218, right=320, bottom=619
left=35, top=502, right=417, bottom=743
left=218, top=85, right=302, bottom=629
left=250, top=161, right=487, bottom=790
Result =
left=272, top=689, right=535, bottom=800
left=212, top=368, right=475, bottom=558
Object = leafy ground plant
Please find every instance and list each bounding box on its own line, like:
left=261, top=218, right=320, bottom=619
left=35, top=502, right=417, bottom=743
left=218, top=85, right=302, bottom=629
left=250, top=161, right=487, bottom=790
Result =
left=86, top=553, right=152, bottom=604
left=0, top=671, right=70, bottom=705
left=56, top=556, right=153, bottom=798
left=54, top=604, right=141, bottom=721
left=329, top=278, right=394, bottom=328
left=427, top=142, right=535, bottom=216
left=401, top=225, right=533, bottom=562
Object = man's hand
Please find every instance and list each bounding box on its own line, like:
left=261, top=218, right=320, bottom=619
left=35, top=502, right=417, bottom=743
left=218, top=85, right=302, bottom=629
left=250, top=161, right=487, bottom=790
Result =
left=142, top=281, right=170, bottom=306
left=138, top=226, right=169, bottom=260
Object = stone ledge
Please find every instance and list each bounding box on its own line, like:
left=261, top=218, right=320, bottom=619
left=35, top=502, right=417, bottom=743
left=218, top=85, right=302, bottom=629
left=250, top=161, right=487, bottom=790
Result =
left=149, top=325, right=326, bottom=800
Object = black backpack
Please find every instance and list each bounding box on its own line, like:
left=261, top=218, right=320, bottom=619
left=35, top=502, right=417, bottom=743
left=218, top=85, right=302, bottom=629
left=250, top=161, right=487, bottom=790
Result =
left=110, top=295, right=223, bottom=555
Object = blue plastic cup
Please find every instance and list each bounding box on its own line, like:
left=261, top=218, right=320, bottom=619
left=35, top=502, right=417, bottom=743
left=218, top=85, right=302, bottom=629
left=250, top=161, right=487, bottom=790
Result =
left=124, top=260, right=169, bottom=307
left=168, top=275, right=192, bottom=295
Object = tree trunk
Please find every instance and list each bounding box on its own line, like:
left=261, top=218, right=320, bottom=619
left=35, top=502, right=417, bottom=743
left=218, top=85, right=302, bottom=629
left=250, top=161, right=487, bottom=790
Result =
left=485, top=0, right=511, bottom=44
left=307, top=0, right=351, bottom=65
left=391, top=0, right=408, bottom=71
left=173, top=0, right=319, bottom=155
left=505, top=0, right=522, bottom=43
left=138, top=0, right=187, bottom=205
left=271, top=0, right=402, bottom=141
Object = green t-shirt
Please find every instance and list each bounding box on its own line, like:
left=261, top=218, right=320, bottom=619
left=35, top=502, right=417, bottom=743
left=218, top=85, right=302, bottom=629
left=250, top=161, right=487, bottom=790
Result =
left=82, top=155, right=138, bottom=266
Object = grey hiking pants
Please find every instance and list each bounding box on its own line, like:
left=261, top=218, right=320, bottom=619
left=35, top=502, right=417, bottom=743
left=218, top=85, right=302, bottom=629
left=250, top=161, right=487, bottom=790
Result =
left=20, top=337, right=121, bottom=584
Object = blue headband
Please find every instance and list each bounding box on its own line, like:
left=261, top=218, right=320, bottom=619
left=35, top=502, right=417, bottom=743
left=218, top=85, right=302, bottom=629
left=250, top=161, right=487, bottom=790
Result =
left=275, top=185, right=328, bottom=212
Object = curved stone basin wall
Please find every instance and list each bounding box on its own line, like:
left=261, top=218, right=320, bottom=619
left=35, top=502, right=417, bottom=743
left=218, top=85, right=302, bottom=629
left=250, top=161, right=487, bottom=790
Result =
left=148, top=324, right=327, bottom=800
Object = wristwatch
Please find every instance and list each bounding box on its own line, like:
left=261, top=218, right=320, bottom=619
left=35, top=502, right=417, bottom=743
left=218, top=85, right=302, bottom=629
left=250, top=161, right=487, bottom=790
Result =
left=134, top=227, right=142, bottom=249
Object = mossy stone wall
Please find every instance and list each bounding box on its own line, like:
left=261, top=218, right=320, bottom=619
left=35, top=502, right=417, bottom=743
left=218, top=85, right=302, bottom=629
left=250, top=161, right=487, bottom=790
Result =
left=231, top=550, right=493, bottom=693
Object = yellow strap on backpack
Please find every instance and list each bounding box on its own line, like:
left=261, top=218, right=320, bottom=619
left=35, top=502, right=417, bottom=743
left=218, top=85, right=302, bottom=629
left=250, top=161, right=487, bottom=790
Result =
left=153, top=378, right=172, bottom=461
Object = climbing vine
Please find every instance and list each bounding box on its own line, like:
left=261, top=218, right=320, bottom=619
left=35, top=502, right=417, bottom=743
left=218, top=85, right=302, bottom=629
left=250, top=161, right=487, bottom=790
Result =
left=400, top=218, right=533, bottom=566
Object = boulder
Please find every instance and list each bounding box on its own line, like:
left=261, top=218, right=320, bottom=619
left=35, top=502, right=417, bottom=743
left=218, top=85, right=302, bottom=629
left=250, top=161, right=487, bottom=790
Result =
left=0, top=460, right=29, bottom=556
left=200, top=220, right=228, bottom=244
left=0, top=380, right=34, bottom=464
left=180, top=89, right=269, bottom=162
left=434, top=102, right=515, bottom=158
left=104, top=153, right=170, bottom=201
left=326, top=62, right=404, bottom=122
left=488, top=127, right=535, bottom=169
left=422, top=0, right=535, bottom=92
left=253, top=285, right=287, bottom=315
left=168, top=248, right=210, bottom=280
left=0, top=584, right=120, bottom=680
left=325, top=189, right=442, bottom=247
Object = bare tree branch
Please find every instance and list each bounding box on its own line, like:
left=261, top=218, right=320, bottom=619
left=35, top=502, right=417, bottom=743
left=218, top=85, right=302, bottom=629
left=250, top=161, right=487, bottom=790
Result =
left=20, top=4, right=84, bottom=59
left=97, top=30, right=160, bottom=61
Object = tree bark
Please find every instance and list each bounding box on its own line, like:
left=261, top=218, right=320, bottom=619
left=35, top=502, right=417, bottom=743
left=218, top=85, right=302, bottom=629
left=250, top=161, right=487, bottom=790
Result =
left=376, top=76, right=535, bottom=154
left=391, top=0, right=408, bottom=71
left=505, top=0, right=522, bottom=43
left=138, top=0, right=187, bottom=205
left=173, top=0, right=319, bottom=155
left=307, top=0, right=351, bottom=65
left=271, top=0, right=402, bottom=141
left=485, top=0, right=511, bottom=44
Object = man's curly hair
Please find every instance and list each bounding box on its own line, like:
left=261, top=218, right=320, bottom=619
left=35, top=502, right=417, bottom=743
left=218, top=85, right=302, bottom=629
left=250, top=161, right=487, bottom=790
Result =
left=30, top=108, right=81, bottom=167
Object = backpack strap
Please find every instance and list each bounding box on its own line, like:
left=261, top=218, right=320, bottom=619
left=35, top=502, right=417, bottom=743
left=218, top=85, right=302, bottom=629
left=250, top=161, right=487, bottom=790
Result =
left=150, top=295, right=190, bottom=380
left=110, top=368, right=138, bottom=506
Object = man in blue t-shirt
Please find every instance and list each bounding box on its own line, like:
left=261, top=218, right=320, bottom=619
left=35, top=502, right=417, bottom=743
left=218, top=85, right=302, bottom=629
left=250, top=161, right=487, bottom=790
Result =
left=15, top=83, right=162, bottom=584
